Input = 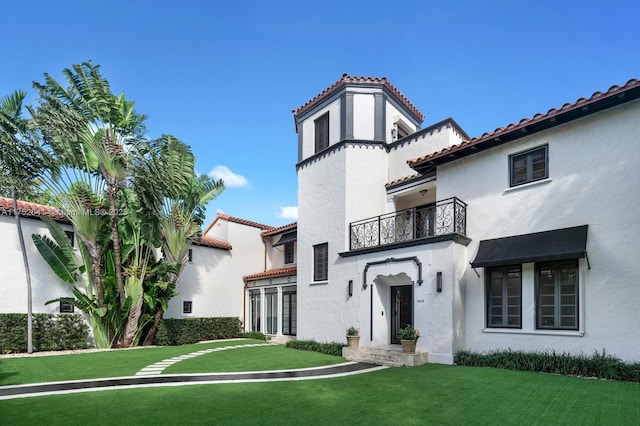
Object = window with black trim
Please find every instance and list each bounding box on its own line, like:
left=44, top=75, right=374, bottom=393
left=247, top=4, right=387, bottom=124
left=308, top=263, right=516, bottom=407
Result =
left=188, top=249, right=193, bottom=263
left=313, top=243, right=328, bottom=281
left=314, top=112, right=329, bottom=153
left=536, top=260, right=578, bottom=330
left=509, top=145, right=548, bottom=187
left=486, top=266, right=521, bottom=328
left=284, top=241, right=295, bottom=265
left=60, top=298, right=74, bottom=313
left=183, top=300, right=193, bottom=314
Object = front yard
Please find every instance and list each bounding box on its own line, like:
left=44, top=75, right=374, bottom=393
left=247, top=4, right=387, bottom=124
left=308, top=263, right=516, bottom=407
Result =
left=1, top=340, right=638, bottom=425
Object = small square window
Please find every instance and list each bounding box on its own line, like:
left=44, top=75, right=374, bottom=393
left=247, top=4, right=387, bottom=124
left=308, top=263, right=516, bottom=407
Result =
left=509, top=145, right=548, bottom=187
left=60, top=298, right=74, bottom=313
left=314, top=112, right=329, bottom=153
left=183, top=301, right=193, bottom=314
left=65, top=231, right=75, bottom=248
left=313, top=243, right=328, bottom=281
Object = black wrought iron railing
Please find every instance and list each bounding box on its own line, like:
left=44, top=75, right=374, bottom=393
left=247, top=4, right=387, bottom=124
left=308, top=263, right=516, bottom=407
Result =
left=349, top=197, right=467, bottom=250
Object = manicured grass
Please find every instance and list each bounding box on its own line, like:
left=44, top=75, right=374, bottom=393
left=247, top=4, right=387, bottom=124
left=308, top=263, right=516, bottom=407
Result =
left=0, top=339, right=268, bottom=385
left=163, top=344, right=345, bottom=374
left=1, top=364, right=639, bottom=425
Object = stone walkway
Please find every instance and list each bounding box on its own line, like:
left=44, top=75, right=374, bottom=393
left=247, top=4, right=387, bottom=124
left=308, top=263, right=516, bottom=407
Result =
left=135, top=342, right=280, bottom=376
left=0, top=343, right=387, bottom=400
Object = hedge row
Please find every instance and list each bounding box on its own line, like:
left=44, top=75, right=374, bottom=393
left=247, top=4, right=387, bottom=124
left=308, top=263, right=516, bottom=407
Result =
left=455, top=349, right=640, bottom=383
left=286, top=340, right=343, bottom=357
left=153, top=317, right=242, bottom=346
left=0, top=313, right=89, bottom=353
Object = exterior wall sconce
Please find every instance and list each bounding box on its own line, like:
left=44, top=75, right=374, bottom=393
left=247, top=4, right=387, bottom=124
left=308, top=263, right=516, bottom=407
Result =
left=348, top=280, right=353, bottom=297
left=436, top=272, right=442, bottom=293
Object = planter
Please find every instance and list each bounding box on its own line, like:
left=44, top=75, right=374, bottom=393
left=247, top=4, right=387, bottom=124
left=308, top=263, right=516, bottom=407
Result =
left=401, top=339, right=417, bottom=354
left=346, top=335, right=360, bottom=348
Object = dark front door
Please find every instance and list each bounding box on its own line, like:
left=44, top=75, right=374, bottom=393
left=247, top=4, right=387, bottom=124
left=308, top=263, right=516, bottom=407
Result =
left=391, top=285, right=413, bottom=344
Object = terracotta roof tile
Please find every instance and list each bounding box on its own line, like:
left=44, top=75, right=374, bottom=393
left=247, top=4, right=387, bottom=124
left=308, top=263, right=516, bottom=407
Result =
left=0, top=197, right=66, bottom=221
left=385, top=173, right=422, bottom=188
left=203, top=213, right=274, bottom=235
left=243, top=266, right=297, bottom=282
left=261, top=222, right=297, bottom=237
left=408, top=78, right=640, bottom=169
left=193, top=235, right=232, bottom=250
left=292, top=74, right=425, bottom=129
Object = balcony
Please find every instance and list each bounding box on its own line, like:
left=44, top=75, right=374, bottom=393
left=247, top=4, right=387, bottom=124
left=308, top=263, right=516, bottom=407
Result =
left=349, top=197, right=467, bottom=251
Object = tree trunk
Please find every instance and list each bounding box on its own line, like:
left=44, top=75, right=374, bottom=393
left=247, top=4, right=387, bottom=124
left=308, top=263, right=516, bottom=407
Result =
left=121, top=287, right=144, bottom=347
left=108, top=187, right=125, bottom=308
left=142, top=307, right=164, bottom=346
left=12, top=191, right=33, bottom=354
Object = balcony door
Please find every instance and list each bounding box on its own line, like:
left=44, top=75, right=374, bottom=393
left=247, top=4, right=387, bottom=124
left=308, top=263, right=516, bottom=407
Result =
left=391, top=285, right=413, bottom=344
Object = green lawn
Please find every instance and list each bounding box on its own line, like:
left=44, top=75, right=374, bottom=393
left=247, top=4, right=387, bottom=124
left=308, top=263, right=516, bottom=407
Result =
left=2, top=363, right=639, bottom=425
left=0, top=339, right=283, bottom=385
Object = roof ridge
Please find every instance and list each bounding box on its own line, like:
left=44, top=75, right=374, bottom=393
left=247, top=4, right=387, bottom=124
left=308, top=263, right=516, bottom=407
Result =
left=292, top=74, right=425, bottom=128
left=261, top=222, right=297, bottom=236
left=408, top=78, right=640, bottom=168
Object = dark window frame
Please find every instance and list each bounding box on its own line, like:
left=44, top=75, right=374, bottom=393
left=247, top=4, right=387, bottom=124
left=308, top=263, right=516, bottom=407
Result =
left=509, top=145, right=549, bottom=187
left=60, top=298, right=75, bottom=313
left=314, top=112, right=329, bottom=153
left=188, top=249, right=193, bottom=263
left=313, top=243, right=328, bottom=281
left=284, top=241, right=295, bottom=265
left=65, top=231, right=75, bottom=248
left=486, top=265, right=522, bottom=329
left=183, top=300, right=193, bottom=314
left=536, top=260, right=579, bottom=330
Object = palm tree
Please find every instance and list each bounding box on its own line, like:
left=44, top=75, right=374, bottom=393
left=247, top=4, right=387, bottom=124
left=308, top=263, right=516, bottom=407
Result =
left=0, top=90, right=50, bottom=353
left=132, top=136, right=224, bottom=346
left=33, top=62, right=146, bottom=312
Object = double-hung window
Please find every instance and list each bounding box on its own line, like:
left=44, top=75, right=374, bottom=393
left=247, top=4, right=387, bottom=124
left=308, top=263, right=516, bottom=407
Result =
left=509, top=145, right=548, bottom=187
left=314, top=113, right=329, bottom=153
left=536, top=260, right=578, bottom=330
left=486, top=266, right=521, bottom=328
left=313, top=243, right=328, bottom=281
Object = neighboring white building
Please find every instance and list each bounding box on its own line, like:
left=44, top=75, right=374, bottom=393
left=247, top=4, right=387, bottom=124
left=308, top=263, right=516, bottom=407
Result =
left=293, top=74, right=640, bottom=364
left=0, top=198, right=75, bottom=315
left=243, top=222, right=297, bottom=342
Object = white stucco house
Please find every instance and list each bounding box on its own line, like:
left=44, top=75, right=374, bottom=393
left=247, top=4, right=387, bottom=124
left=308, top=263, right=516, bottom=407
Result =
left=293, top=74, right=640, bottom=364
left=243, top=222, right=297, bottom=342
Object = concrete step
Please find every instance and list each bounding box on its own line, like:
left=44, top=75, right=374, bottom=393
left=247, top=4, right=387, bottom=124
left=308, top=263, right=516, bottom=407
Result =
left=343, top=346, right=428, bottom=367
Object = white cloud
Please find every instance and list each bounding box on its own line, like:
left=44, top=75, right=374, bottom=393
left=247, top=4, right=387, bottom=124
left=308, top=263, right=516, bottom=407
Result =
left=278, top=206, right=298, bottom=220
left=208, top=165, right=249, bottom=188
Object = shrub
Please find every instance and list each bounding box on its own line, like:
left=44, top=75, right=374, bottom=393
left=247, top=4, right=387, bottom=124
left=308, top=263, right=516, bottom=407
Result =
left=238, top=331, right=269, bottom=341
left=0, top=313, right=89, bottom=353
left=454, top=349, right=640, bottom=383
left=153, top=317, right=242, bottom=346
left=286, top=340, right=343, bottom=357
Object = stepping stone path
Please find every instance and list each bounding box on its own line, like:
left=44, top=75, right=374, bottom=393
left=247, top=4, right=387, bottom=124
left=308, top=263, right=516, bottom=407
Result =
left=135, top=342, right=280, bottom=376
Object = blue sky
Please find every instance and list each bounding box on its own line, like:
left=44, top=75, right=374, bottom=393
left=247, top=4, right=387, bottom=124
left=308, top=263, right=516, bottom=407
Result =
left=3, top=0, right=639, bottom=228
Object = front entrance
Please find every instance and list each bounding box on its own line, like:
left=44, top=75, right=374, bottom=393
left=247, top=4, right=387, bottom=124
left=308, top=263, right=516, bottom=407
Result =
left=390, top=285, right=413, bottom=344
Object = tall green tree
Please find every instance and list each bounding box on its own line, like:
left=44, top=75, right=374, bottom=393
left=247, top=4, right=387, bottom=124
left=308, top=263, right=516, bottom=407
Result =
left=0, top=90, right=50, bottom=353
left=32, top=62, right=224, bottom=348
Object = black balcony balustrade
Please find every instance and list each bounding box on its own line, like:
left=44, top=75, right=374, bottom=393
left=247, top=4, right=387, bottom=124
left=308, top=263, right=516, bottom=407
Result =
left=349, top=197, right=467, bottom=250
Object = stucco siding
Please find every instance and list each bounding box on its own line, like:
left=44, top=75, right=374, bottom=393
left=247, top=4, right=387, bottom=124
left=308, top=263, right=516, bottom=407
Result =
left=0, top=216, right=74, bottom=315
left=436, top=99, right=640, bottom=362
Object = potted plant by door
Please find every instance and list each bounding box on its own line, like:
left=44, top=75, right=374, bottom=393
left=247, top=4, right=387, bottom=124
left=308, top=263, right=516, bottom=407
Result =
left=346, top=326, right=360, bottom=348
left=398, top=325, right=420, bottom=354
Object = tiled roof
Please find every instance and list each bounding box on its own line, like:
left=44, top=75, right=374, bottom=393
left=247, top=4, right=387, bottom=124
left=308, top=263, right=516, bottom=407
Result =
left=243, top=266, right=297, bottom=282
left=408, top=78, right=640, bottom=171
left=292, top=74, right=425, bottom=126
left=261, top=222, right=297, bottom=237
left=203, top=213, right=274, bottom=236
left=192, top=235, right=232, bottom=250
left=385, top=173, right=422, bottom=188
left=0, top=197, right=66, bottom=221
